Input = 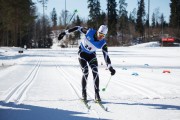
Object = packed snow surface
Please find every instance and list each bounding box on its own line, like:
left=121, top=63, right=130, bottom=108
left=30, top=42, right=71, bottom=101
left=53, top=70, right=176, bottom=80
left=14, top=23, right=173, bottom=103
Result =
left=0, top=42, right=180, bottom=120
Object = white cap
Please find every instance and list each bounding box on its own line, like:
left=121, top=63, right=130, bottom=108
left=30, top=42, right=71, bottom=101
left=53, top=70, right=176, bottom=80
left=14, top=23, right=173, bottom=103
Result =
left=98, top=25, right=108, bottom=35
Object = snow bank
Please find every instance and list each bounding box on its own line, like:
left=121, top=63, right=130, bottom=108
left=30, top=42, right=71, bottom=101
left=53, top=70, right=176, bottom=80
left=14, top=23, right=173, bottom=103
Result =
left=130, top=42, right=160, bottom=47
left=0, top=47, right=25, bottom=67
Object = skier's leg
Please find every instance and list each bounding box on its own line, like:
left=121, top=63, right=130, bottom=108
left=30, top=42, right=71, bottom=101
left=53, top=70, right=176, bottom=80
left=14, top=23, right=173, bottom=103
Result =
left=78, top=57, right=88, bottom=100
left=89, top=58, right=101, bottom=101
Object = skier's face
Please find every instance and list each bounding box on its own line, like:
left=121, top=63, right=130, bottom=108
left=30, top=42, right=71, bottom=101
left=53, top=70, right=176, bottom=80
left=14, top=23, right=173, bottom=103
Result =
left=97, top=32, right=105, bottom=40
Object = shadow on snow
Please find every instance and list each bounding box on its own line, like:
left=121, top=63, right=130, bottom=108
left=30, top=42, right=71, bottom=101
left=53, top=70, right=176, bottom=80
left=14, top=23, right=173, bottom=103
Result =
left=105, top=101, right=180, bottom=110
left=0, top=101, right=96, bottom=120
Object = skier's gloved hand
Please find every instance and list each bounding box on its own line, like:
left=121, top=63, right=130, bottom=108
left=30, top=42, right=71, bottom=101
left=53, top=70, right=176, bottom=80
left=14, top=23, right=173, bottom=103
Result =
left=109, top=66, right=116, bottom=75
left=58, top=32, right=66, bottom=40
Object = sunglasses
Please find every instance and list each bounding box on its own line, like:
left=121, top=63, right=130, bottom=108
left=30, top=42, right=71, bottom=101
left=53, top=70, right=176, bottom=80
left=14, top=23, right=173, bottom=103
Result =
left=98, top=32, right=105, bottom=38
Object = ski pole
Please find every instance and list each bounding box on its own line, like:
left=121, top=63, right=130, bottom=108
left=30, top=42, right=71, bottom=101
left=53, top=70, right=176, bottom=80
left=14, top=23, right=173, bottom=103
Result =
left=65, top=9, right=78, bottom=29
left=102, top=75, right=112, bottom=92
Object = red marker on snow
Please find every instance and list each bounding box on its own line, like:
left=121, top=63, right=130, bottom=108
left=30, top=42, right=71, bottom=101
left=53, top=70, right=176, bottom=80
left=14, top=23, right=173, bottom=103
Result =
left=163, top=70, right=171, bottom=73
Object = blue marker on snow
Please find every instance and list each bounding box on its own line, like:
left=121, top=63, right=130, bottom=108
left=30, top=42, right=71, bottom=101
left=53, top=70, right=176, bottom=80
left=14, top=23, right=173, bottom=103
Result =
left=132, top=72, right=139, bottom=76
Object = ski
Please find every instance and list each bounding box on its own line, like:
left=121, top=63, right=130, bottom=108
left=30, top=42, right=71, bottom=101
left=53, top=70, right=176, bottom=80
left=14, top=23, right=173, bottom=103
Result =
left=94, top=100, right=108, bottom=112
left=80, top=99, right=91, bottom=110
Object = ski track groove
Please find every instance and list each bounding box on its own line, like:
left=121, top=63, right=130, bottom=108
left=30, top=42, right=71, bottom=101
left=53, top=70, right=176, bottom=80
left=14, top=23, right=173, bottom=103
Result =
left=60, top=54, right=110, bottom=107
left=61, top=58, right=102, bottom=100
left=65, top=55, right=165, bottom=99
left=56, top=56, right=96, bottom=96
left=137, top=73, right=180, bottom=88
left=64, top=66, right=98, bottom=100
left=112, top=57, right=180, bottom=77
left=62, top=57, right=115, bottom=99
left=3, top=57, right=42, bottom=104
left=102, top=54, right=180, bottom=88
left=118, top=68, right=180, bottom=88
left=54, top=60, right=101, bottom=120
left=107, top=70, right=165, bottom=99
left=116, top=67, right=180, bottom=91
left=69, top=55, right=179, bottom=100
left=60, top=58, right=110, bottom=113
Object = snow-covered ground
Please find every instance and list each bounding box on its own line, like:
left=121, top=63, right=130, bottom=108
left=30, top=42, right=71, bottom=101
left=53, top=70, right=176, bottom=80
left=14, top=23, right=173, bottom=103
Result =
left=0, top=42, right=180, bottom=120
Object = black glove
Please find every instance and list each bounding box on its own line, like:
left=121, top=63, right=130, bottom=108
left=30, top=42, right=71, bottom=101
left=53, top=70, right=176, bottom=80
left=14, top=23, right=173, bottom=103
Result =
left=109, top=67, right=116, bottom=75
left=58, top=32, right=66, bottom=40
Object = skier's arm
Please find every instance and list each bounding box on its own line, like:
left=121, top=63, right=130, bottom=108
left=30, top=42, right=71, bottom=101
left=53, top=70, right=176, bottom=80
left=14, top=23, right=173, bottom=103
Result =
left=68, top=26, right=88, bottom=34
left=102, top=44, right=111, bottom=66
left=58, top=26, right=87, bottom=40
left=102, top=45, right=116, bottom=75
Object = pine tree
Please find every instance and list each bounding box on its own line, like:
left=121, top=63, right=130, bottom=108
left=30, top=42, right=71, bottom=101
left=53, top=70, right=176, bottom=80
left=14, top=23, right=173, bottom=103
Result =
left=118, top=0, right=128, bottom=45
left=107, top=0, right=118, bottom=45
left=0, top=0, right=36, bottom=46
left=87, top=0, right=101, bottom=28
left=98, top=11, right=107, bottom=25
left=170, top=0, right=180, bottom=36
left=51, top=8, right=57, bottom=28
left=160, top=14, right=165, bottom=27
left=136, top=0, right=145, bottom=42
left=170, top=0, right=179, bottom=27
left=178, top=0, right=180, bottom=35
left=129, top=8, right=137, bottom=41
left=73, top=15, right=82, bottom=40
left=119, top=0, right=128, bottom=17
left=160, top=13, right=166, bottom=35
left=154, top=8, right=160, bottom=28
left=129, top=8, right=137, bottom=24
left=151, top=12, right=156, bottom=28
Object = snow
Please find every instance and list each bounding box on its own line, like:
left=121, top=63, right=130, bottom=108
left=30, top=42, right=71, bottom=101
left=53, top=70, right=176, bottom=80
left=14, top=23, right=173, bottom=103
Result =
left=130, top=41, right=161, bottom=47
left=0, top=42, right=180, bottom=120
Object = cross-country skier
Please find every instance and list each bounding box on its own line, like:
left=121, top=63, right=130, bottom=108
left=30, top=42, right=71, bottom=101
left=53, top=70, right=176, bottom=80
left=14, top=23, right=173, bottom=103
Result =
left=58, top=25, right=116, bottom=102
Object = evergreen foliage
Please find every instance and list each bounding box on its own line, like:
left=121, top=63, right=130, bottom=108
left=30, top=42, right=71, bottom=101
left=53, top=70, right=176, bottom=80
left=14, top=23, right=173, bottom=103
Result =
left=107, top=0, right=118, bottom=45
left=87, top=0, right=101, bottom=28
left=118, top=0, right=128, bottom=45
left=170, top=0, right=180, bottom=37
left=170, top=0, right=179, bottom=27
left=136, top=0, right=145, bottom=41
left=0, top=0, right=179, bottom=47
left=51, top=8, right=57, bottom=27
left=0, top=0, right=36, bottom=47
left=71, top=15, right=82, bottom=45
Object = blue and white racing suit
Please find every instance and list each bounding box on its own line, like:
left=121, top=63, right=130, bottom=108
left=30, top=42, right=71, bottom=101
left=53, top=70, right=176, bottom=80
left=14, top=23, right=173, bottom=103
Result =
left=66, top=26, right=112, bottom=96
